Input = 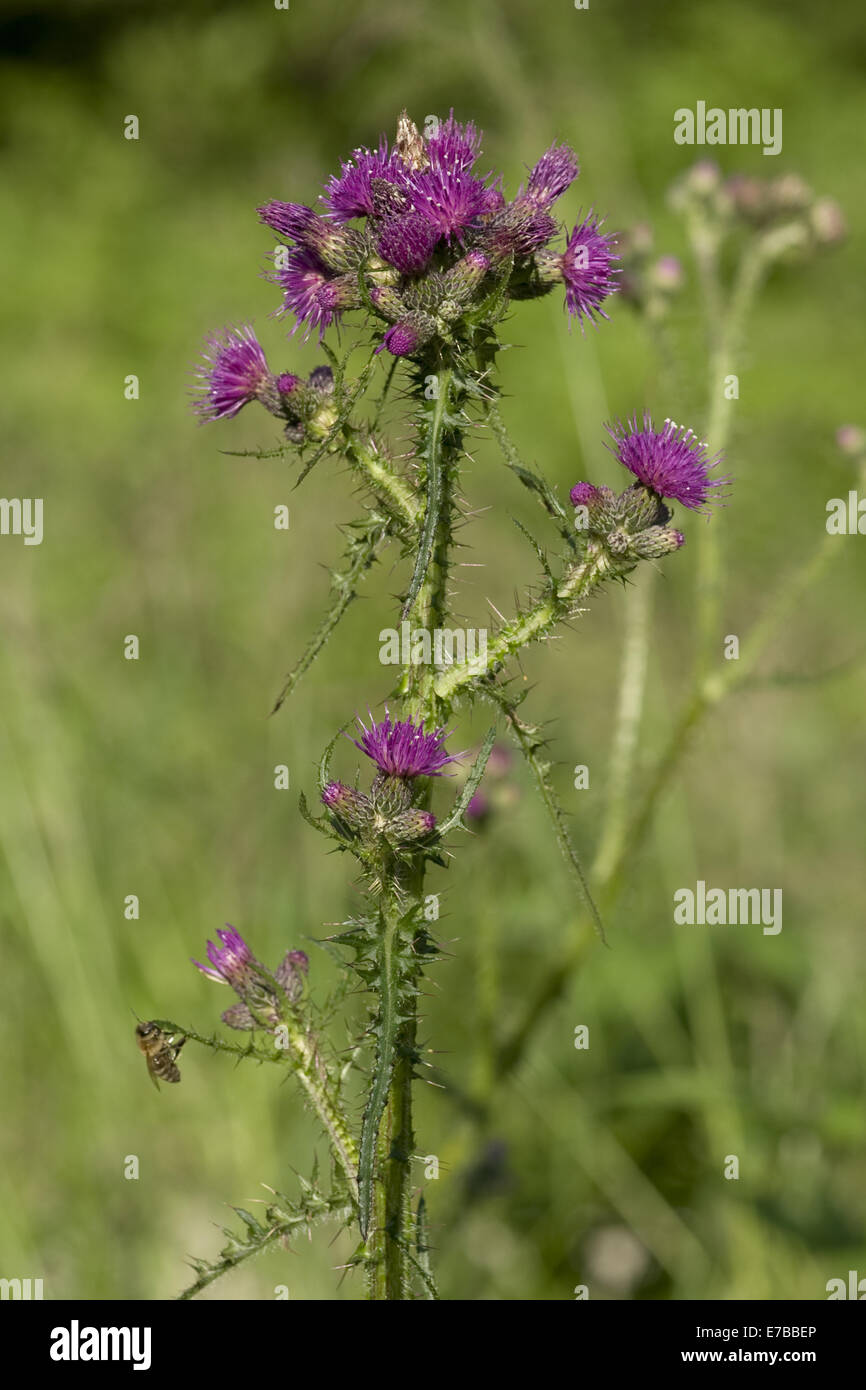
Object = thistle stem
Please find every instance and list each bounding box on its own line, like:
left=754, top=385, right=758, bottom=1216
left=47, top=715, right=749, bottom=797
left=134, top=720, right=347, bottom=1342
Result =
left=367, top=362, right=462, bottom=1299
left=434, top=545, right=611, bottom=701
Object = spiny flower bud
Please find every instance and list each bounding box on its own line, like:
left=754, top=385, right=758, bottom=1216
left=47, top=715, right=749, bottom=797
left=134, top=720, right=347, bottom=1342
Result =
left=629, top=525, right=685, bottom=559
left=259, top=202, right=365, bottom=273
left=570, top=482, right=619, bottom=533
left=376, top=212, right=439, bottom=273
left=441, top=249, right=491, bottom=303
left=369, top=284, right=409, bottom=322
left=322, top=781, right=371, bottom=833
left=308, top=365, right=335, bottom=395
left=274, top=367, right=339, bottom=442
left=616, top=483, right=668, bottom=532
left=370, top=771, right=414, bottom=818
left=388, top=808, right=437, bottom=843
left=275, top=948, right=309, bottom=1003
left=376, top=312, right=437, bottom=358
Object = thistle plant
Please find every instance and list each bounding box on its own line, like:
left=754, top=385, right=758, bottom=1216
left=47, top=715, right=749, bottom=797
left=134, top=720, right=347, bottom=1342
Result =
left=166, top=110, right=738, bottom=1301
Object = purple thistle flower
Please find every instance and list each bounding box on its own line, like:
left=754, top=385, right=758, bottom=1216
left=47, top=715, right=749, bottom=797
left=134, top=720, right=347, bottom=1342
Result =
left=274, top=247, right=346, bottom=340
left=482, top=202, right=558, bottom=261
left=559, top=213, right=619, bottom=328
left=321, top=138, right=406, bottom=222
left=479, top=181, right=505, bottom=215
left=408, top=163, right=491, bottom=239
left=260, top=202, right=363, bottom=273
left=425, top=112, right=483, bottom=174
left=351, top=710, right=462, bottom=779
left=521, top=141, right=579, bottom=209
left=258, top=200, right=318, bottom=240
left=605, top=413, right=729, bottom=512
left=192, top=924, right=254, bottom=986
left=376, top=212, right=440, bottom=273
left=192, top=326, right=272, bottom=421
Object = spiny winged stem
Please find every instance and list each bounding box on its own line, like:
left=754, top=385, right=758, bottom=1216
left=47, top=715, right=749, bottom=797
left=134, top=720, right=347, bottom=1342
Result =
left=366, top=362, right=464, bottom=1298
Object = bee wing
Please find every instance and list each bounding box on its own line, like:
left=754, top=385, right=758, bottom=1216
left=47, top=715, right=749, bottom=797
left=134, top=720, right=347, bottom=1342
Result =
left=144, top=1055, right=161, bottom=1091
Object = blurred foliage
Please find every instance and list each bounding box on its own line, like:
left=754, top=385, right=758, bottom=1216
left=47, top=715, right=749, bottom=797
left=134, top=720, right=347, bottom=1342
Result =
left=0, top=0, right=864, bottom=1300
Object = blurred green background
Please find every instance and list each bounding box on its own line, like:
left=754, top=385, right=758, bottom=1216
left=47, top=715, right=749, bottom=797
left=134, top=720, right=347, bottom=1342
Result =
left=1, top=0, right=864, bottom=1300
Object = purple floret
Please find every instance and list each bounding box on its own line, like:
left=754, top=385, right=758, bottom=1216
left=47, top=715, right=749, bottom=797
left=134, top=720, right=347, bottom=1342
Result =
left=274, top=246, right=342, bottom=340
left=376, top=212, right=440, bottom=273
left=321, top=138, right=405, bottom=222
left=605, top=413, right=729, bottom=512
left=521, top=141, right=579, bottom=208
left=192, top=325, right=271, bottom=421
left=192, top=924, right=254, bottom=985
left=560, top=214, right=619, bottom=328
left=351, top=710, right=462, bottom=778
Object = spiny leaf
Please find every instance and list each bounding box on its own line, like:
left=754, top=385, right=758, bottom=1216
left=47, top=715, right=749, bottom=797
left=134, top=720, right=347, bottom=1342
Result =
left=486, top=404, right=577, bottom=551
left=178, top=1190, right=354, bottom=1300
left=483, top=686, right=607, bottom=943
left=511, top=515, right=555, bottom=582
left=271, top=520, right=390, bottom=714
left=436, top=726, right=497, bottom=836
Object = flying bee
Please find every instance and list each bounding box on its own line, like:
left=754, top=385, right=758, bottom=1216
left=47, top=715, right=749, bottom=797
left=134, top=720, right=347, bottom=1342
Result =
left=135, top=1020, right=186, bottom=1090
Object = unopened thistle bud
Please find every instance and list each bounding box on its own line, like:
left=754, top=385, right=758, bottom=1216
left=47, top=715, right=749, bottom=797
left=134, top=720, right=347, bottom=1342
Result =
left=441, top=249, right=491, bottom=303
left=322, top=781, right=371, bottom=834
left=629, top=525, right=685, bottom=559
left=570, top=482, right=619, bottom=533
left=388, top=808, right=437, bottom=843
left=369, top=284, right=408, bottom=321
left=259, top=202, right=365, bottom=273
left=376, top=312, right=437, bottom=358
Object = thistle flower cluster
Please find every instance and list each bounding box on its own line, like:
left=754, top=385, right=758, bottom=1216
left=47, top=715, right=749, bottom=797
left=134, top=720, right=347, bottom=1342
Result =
left=261, top=111, right=618, bottom=352
left=192, top=331, right=337, bottom=442
left=568, top=414, right=728, bottom=567
left=191, top=112, right=620, bottom=432
left=321, top=713, right=460, bottom=850
left=193, top=924, right=309, bottom=1031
